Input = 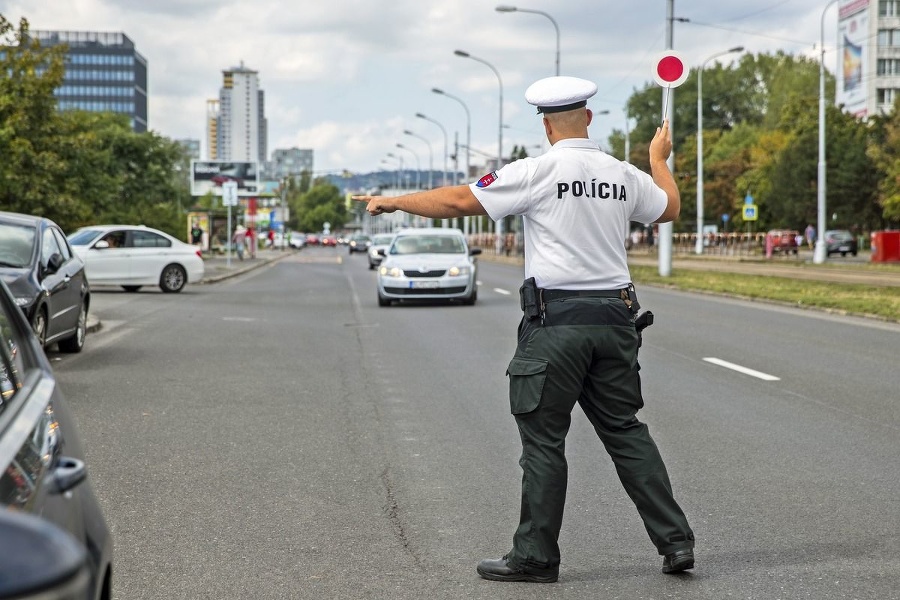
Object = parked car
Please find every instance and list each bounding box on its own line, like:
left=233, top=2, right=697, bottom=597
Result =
left=348, top=234, right=372, bottom=254
left=367, top=233, right=395, bottom=270
left=825, top=229, right=858, bottom=257
left=68, top=224, right=204, bottom=293
left=321, top=235, right=338, bottom=247
left=767, top=229, right=800, bottom=254
left=0, top=278, right=113, bottom=599
left=288, top=231, right=306, bottom=249
left=376, top=228, right=481, bottom=306
left=0, top=211, right=89, bottom=352
left=305, top=233, right=320, bottom=246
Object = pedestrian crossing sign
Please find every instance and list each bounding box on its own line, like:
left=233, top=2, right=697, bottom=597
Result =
left=742, top=204, right=758, bottom=221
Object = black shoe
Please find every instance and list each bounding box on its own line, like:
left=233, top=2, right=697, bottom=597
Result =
left=476, top=556, right=558, bottom=583
left=662, top=548, right=695, bottom=574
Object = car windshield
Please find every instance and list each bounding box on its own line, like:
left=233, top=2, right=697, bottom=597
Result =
left=391, top=235, right=465, bottom=255
left=67, top=228, right=104, bottom=246
left=0, top=223, right=36, bottom=268
left=372, top=235, right=394, bottom=245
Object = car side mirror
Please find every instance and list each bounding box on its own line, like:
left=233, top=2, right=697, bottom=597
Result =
left=469, top=248, right=483, bottom=256
left=94, top=240, right=110, bottom=250
left=377, top=249, right=386, bottom=257
left=45, top=253, right=65, bottom=274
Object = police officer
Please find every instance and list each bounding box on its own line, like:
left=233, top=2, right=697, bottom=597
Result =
left=355, top=75, right=694, bottom=582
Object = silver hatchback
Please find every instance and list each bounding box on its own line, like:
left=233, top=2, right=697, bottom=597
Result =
left=376, top=228, right=481, bottom=306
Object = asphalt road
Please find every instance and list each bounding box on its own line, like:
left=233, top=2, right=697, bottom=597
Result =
left=50, top=247, right=900, bottom=599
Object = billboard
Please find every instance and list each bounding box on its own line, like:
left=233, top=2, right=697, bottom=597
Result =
left=190, top=161, right=259, bottom=197
left=837, top=0, right=869, bottom=118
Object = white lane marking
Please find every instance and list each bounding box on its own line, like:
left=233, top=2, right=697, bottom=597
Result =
left=703, top=358, right=781, bottom=381
left=494, top=288, right=512, bottom=295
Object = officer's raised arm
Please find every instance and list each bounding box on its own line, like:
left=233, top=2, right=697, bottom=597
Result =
left=352, top=186, right=487, bottom=218
left=649, top=119, right=680, bottom=223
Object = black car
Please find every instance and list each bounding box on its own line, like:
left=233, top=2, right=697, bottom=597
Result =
left=825, top=229, right=858, bottom=257
left=0, top=278, right=112, bottom=599
left=0, top=212, right=89, bottom=352
left=348, top=234, right=372, bottom=254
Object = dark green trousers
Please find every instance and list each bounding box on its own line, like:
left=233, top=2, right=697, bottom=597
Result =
left=504, top=297, right=693, bottom=572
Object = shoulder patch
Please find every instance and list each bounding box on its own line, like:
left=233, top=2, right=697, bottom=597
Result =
left=476, top=171, right=498, bottom=188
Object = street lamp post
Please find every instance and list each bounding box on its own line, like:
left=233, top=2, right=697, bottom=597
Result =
left=386, top=152, right=405, bottom=191
left=395, top=143, right=421, bottom=190
left=415, top=112, right=449, bottom=187
left=696, top=46, right=743, bottom=255
left=403, top=130, right=433, bottom=189
left=455, top=49, right=504, bottom=251
left=432, top=88, right=471, bottom=184
left=816, top=0, right=839, bottom=264
left=496, top=5, right=560, bottom=76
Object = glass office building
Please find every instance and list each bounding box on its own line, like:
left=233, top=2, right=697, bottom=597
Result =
left=31, top=30, right=148, bottom=132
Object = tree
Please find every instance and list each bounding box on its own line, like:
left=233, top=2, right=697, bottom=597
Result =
left=296, top=181, right=346, bottom=233
left=868, top=98, right=900, bottom=223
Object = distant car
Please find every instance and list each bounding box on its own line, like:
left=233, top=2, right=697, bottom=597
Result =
left=0, top=211, right=89, bottom=352
left=348, top=234, right=372, bottom=254
left=68, top=224, right=204, bottom=293
left=305, top=233, right=320, bottom=246
left=825, top=229, right=858, bottom=257
left=767, top=229, right=800, bottom=254
left=376, top=228, right=481, bottom=306
left=0, top=277, right=113, bottom=599
left=288, top=232, right=306, bottom=249
left=368, top=233, right=395, bottom=270
left=321, top=235, right=338, bottom=247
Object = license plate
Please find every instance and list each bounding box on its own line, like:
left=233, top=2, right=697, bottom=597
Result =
left=410, top=281, right=440, bottom=289
left=838, top=245, right=850, bottom=251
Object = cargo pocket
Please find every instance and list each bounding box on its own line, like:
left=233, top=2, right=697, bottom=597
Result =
left=506, top=357, right=549, bottom=415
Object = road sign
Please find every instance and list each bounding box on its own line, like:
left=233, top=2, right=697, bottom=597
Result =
left=742, top=204, right=758, bottom=221
left=745, top=193, right=754, bottom=205
left=222, top=181, right=238, bottom=207
left=722, top=213, right=730, bottom=223
left=653, top=51, right=690, bottom=88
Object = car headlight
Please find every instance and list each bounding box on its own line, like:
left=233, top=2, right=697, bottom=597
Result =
left=380, top=266, right=403, bottom=278
left=448, top=266, right=471, bottom=277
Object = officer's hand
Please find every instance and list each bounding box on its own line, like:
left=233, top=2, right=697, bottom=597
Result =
left=351, top=195, right=397, bottom=216
left=649, top=120, right=673, bottom=163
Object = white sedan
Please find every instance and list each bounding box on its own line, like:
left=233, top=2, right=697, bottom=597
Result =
left=68, top=225, right=204, bottom=293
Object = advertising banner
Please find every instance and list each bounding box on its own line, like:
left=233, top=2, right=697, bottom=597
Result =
left=837, top=0, right=869, bottom=118
left=190, top=161, right=259, bottom=197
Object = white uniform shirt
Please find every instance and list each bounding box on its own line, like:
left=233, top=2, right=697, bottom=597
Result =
left=470, top=138, right=667, bottom=290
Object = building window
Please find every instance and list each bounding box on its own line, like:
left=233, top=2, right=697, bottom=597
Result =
left=878, top=58, right=900, bottom=75
left=878, top=29, right=900, bottom=47
left=877, top=88, right=897, bottom=104
left=880, top=0, right=900, bottom=17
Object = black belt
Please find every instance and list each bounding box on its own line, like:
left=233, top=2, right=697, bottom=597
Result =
left=541, top=288, right=627, bottom=302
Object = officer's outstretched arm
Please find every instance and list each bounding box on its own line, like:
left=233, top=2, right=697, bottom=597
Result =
left=649, top=120, right=680, bottom=223
left=353, top=185, right=488, bottom=219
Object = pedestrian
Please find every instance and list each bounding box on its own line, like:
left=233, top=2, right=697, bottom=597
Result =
left=354, top=76, right=694, bottom=582
left=232, top=225, right=247, bottom=260
left=805, top=223, right=816, bottom=250
left=190, top=222, right=204, bottom=249
left=268, top=228, right=275, bottom=249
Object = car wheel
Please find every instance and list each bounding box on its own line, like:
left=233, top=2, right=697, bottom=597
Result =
left=462, top=288, right=478, bottom=306
left=841, top=252, right=847, bottom=257
left=852, top=250, right=858, bottom=256
left=377, top=292, right=391, bottom=307
left=160, top=264, right=187, bottom=293
left=32, top=307, right=48, bottom=348
left=368, top=262, right=375, bottom=270
left=122, top=285, right=142, bottom=293
left=58, top=302, right=86, bottom=353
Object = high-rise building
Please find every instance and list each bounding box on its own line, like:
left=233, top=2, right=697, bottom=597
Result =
left=31, top=30, right=148, bottom=132
left=205, top=99, right=219, bottom=160
left=837, top=0, right=900, bottom=118
left=270, top=148, right=314, bottom=180
left=216, top=63, right=267, bottom=164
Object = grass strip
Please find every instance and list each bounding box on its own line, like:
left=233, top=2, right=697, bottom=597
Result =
left=629, top=265, right=900, bottom=322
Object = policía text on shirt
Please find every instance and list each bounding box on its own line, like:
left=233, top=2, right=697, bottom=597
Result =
left=557, top=180, right=627, bottom=201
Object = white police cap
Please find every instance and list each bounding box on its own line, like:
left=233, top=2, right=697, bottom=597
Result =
left=525, top=76, right=597, bottom=114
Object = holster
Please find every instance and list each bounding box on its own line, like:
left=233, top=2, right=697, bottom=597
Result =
left=519, top=277, right=542, bottom=321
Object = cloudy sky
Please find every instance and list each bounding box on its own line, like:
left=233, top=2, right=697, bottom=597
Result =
left=1, top=0, right=839, bottom=177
